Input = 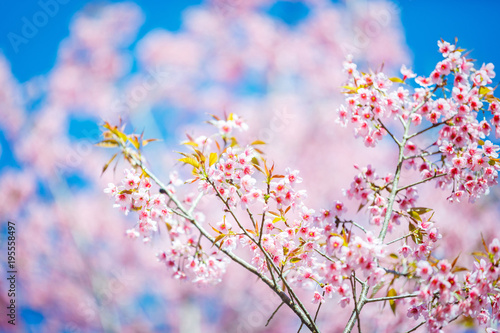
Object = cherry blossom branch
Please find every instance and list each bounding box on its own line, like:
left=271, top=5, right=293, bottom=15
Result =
left=385, top=233, right=413, bottom=245
left=377, top=119, right=401, bottom=146
left=349, top=274, right=362, bottom=333
left=122, top=149, right=320, bottom=333
left=314, top=249, right=335, bottom=262
left=188, top=192, right=204, bottom=215
left=335, top=217, right=367, bottom=233
left=259, top=181, right=271, bottom=245
left=364, top=293, right=418, bottom=303
left=382, top=267, right=409, bottom=277
left=343, top=281, right=369, bottom=333
left=407, top=117, right=453, bottom=140
left=403, top=150, right=441, bottom=161
left=265, top=301, right=285, bottom=327
left=313, top=291, right=325, bottom=323
left=206, top=178, right=319, bottom=331
left=404, top=321, right=426, bottom=333
left=378, top=114, right=412, bottom=242
left=396, top=173, right=446, bottom=194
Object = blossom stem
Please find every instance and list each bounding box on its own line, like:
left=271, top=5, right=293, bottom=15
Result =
left=385, top=233, right=412, bottom=245
left=265, top=301, right=285, bottom=327
left=377, top=119, right=400, bottom=146
left=407, top=117, right=453, bottom=140
left=365, top=293, right=418, bottom=303
left=396, top=173, right=446, bottom=194
left=403, top=150, right=441, bottom=161
left=343, top=281, right=369, bottom=333
left=404, top=320, right=426, bottom=333
left=378, top=114, right=412, bottom=242
left=188, top=192, right=204, bottom=215
left=313, top=291, right=326, bottom=323
left=349, top=274, right=362, bottom=333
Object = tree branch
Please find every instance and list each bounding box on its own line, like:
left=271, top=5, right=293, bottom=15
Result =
left=396, top=173, right=446, bottom=194
left=343, top=281, right=369, bottom=333
left=365, top=293, right=418, bottom=303
left=122, top=149, right=320, bottom=333
left=265, top=301, right=285, bottom=327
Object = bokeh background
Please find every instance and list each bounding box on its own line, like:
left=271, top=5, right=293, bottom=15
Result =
left=1, top=0, right=500, bottom=332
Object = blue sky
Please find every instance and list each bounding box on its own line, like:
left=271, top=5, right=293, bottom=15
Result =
left=1, top=0, right=500, bottom=83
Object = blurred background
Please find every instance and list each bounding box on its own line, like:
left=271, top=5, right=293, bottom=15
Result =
left=1, top=0, right=500, bottom=332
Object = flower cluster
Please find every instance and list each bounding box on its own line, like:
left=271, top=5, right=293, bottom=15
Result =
left=339, top=40, right=500, bottom=204
left=101, top=39, right=500, bottom=333
left=104, top=169, right=169, bottom=240
left=408, top=238, right=500, bottom=332
left=104, top=169, right=228, bottom=285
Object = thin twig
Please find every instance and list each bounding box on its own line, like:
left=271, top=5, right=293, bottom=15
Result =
left=336, top=217, right=367, bottom=233
left=365, top=293, right=418, bottom=303
left=386, top=233, right=413, bottom=245
left=343, top=281, right=369, bottom=333
left=265, top=301, right=285, bottom=327
left=403, top=320, right=425, bottom=333
left=382, top=267, right=409, bottom=277
left=350, top=275, right=362, bottom=333
left=403, top=150, right=441, bottom=161
left=407, top=117, right=453, bottom=140
left=313, top=291, right=326, bottom=323
left=188, top=192, right=204, bottom=215
left=314, top=249, right=336, bottom=263
left=377, top=119, right=401, bottom=146
left=396, top=173, right=446, bottom=193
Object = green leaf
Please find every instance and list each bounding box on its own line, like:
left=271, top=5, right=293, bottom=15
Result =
left=481, top=233, right=490, bottom=254
left=389, top=77, right=405, bottom=84
left=451, top=266, right=468, bottom=273
left=387, top=288, right=397, bottom=314
left=101, top=153, right=118, bottom=175
left=357, top=202, right=366, bottom=213
left=209, top=152, right=218, bottom=167
left=251, top=140, right=266, bottom=145
left=142, top=138, right=159, bottom=146
left=127, top=135, right=140, bottom=150
left=95, top=140, right=119, bottom=148
left=471, top=251, right=487, bottom=257
left=213, top=234, right=226, bottom=245
left=479, top=86, right=491, bottom=96
left=290, top=257, right=302, bottom=263
left=409, top=207, right=432, bottom=215
left=408, top=210, right=422, bottom=222
left=182, top=141, right=199, bottom=147
left=178, top=157, right=200, bottom=169
left=451, top=253, right=461, bottom=268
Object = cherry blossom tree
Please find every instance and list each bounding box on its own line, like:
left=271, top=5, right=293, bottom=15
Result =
left=102, top=39, right=500, bottom=332
left=1, top=1, right=499, bottom=332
